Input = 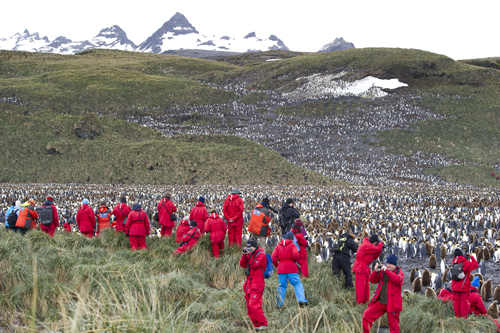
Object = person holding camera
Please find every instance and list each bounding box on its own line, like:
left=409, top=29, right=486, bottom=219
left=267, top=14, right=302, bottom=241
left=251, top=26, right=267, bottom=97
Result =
left=362, top=254, right=404, bottom=333
left=239, top=238, right=268, bottom=331
left=157, top=192, right=177, bottom=238
left=278, top=199, right=300, bottom=236
left=450, top=248, right=478, bottom=319
left=332, top=233, right=358, bottom=288
left=272, top=232, right=308, bottom=307
left=353, top=234, right=384, bottom=305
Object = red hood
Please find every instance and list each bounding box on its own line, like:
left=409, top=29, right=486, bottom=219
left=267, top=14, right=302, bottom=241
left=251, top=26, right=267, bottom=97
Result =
left=209, top=213, right=219, bottom=219
left=453, top=256, right=468, bottom=263
left=195, top=201, right=205, bottom=207
left=98, top=206, right=108, bottom=213
left=180, top=219, right=190, bottom=225
left=228, top=194, right=240, bottom=201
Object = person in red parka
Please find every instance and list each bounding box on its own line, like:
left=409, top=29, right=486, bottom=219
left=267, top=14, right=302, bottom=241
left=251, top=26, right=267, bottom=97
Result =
left=63, top=219, right=73, bottom=233
left=272, top=232, right=308, bottom=307
left=157, top=193, right=177, bottom=237
left=189, top=196, right=208, bottom=235
left=240, top=238, right=268, bottom=330
left=469, top=276, right=500, bottom=330
left=451, top=248, right=478, bottom=319
left=353, top=234, right=384, bottom=305
left=223, top=188, right=244, bottom=247
left=205, top=208, right=227, bottom=258
left=174, top=220, right=201, bottom=255
left=438, top=288, right=453, bottom=303
left=112, top=197, right=131, bottom=233
left=40, top=197, right=59, bottom=237
left=291, top=219, right=309, bottom=277
left=76, top=198, right=96, bottom=238
left=362, top=254, right=404, bottom=333
left=175, top=217, right=191, bottom=243
left=125, top=203, right=150, bottom=251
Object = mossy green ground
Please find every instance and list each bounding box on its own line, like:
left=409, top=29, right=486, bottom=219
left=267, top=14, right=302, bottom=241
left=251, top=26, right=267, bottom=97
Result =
left=0, top=228, right=497, bottom=332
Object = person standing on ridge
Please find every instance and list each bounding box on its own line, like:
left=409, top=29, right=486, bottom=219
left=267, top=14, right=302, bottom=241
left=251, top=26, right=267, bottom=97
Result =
left=95, top=201, right=112, bottom=235
left=248, top=197, right=272, bottom=253
left=76, top=198, right=96, bottom=238
left=205, top=208, right=228, bottom=258
left=39, top=197, right=59, bottom=237
left=223, top=188, right=244, bottom=247
left=291, top=219, right=309, bottom=277
left=125, top=203, right=150, bottom=251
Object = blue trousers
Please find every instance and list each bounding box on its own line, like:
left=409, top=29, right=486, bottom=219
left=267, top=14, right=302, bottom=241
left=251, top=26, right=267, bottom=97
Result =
left=277, top=273, right=307, bottom=306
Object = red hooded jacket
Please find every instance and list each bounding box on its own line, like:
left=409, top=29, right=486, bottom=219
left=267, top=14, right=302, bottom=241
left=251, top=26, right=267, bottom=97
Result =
left=240, top=247, right=267, bottom=294
left=176, top=219, right=191, bottom=243
left=157, top=198, right=177, bottom=228
left=451, top=255, right=478, bottom=292
left=369, top=267, right=404, bottom=313
left=180, top=227, right=201, bottom=249
left=204, top=213, right=227, bottom=243
left=271, top=239, right=299, bottom=274
left=223, top=194, right=244, bottom=227
left=76, top=204, right=96, bottom=233
left=438, top=289, right=453, bottom=303
left=112, top=203, right=131, bottom=231
left=125, top=209, right=150, bottom=236
left=292, top=229, right=308, bottom=259
left=190, top=201, right=208, bottom=232
left=353, top=238, right=384, bottom=276
left=469, top=287, right=487, bottom=315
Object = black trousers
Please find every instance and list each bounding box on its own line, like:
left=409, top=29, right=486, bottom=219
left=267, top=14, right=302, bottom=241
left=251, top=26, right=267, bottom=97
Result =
left=332, top=253, right=353, bottom=288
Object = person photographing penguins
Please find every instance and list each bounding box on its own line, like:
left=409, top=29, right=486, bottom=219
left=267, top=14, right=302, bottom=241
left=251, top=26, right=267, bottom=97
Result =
left=278, top=199, right=300, bottom=235
left=450, top=248, right=478, bottom=319
left=332, top=233, right=358, bottom=289
left=240, top=238, right=268, bottom=331
left=353, top=234, right=384, bottom=304
left=362, top=254, right=404, bottom=333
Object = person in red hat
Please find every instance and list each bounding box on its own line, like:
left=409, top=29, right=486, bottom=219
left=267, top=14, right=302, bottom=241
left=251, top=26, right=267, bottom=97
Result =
left=157, top=193, right=177, bottom=237
left=125, top=203, right=150, bottom=251
left=39, top=197, right=59, bottom=237
left=223, top=188, right=244, bottom=247
left=204, top=208, right=227, bottom=258
left=189, top=196, right=208, bottom=234
left=291, top=219, right=309, bottom=277
left=353, top=234, right=384, bottom=305
left=112, top=197, right=131, bottom=233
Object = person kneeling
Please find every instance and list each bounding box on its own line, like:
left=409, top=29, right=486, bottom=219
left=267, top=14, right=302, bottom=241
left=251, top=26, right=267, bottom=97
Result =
left=174, top=220, right=201, bottom=255
left=125, top=204, right=150, bottom=250
left=362, top=254, right=404, bottom=333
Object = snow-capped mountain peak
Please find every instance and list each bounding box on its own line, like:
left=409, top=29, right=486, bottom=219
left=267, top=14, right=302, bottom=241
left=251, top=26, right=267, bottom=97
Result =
left=318, top=37, right=355, bottom=53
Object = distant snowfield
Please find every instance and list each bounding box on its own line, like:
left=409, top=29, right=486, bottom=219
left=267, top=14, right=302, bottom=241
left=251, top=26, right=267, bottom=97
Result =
left=284, top=73, right=408, bottom=100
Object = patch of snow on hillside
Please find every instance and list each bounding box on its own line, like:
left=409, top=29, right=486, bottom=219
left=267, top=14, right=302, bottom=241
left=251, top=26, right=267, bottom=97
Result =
left=284, top=73, right=408, bottom=100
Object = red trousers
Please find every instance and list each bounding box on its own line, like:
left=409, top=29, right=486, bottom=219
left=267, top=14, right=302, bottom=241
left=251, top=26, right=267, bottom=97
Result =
left=228, top=225, right=243, bottom=247
left=82, top=231, right=94, bottom=238
left=453, top=291, right=470, bottom=319
left=362, top=301, right=400, bottom=333
left=161, top=226, right=173, bottom=237
left=174, top=243, right=192, bottom=255
left=41, top=228, right=55, bottom=237
left=129, top=235, right=147, bottom=250
left=355, top=273, right=370, bottom=305
left=211, top=241, right=225, bottom=258
left=245, top=292, right=268, bottom=328
left=298, top=257, right=308, bottom=277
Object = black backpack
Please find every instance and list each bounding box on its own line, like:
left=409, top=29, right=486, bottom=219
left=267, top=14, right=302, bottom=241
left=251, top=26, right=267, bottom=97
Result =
left=279, top=208, right=293, bottom=228
left=450, top=262, right=465, bottom=281
left=333, top=236, right=348, bottom=253
left=7, top=209, right=18, bottom=226
left=37, top=206, right=54, bottom=226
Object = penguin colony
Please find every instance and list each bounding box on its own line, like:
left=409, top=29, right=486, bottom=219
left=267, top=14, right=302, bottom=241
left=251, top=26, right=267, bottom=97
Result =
left=1, top=183, right=500, bottom=304
left=120, top=73, right=466, bottom=186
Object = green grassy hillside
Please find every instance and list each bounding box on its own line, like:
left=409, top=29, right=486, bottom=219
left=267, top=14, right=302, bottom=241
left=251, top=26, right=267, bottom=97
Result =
left=0, top=103, right=338, bottom=185
left=0, top=228, right=496, bottom=332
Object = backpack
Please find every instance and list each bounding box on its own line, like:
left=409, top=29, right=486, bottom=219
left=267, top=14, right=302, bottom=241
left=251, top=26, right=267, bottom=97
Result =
left=279, top=208, right=293, bottom=228
left=264, top=253, right=274, bottom=278
left=333, top=236, right=348, bottom=253
left=450, top=262, right=465, bottom=281
left=37, top=206, right=53, bottom=226
left=7, top=209, right=18, bottom=227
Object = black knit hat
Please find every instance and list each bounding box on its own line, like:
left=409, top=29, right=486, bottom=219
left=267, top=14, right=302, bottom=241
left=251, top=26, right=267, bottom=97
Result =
left=189, top=220, right=197, bottom=227
left=454, top=248, right=464, bottom=258
left=369, top=234, right=379, bottom=243
left=247, top=238, right=258, bottom=248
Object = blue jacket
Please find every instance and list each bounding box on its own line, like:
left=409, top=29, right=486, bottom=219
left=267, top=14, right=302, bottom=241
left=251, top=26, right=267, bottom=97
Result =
left=5, top=205, right=19, bottom=227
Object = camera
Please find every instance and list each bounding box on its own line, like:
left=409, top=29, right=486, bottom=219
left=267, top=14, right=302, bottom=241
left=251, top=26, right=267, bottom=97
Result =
left=242, top=247, right=251, bottom=254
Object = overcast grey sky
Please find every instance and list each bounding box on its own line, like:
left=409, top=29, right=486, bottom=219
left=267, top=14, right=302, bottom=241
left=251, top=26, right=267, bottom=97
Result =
left=1, top=0, right=498, bottom=60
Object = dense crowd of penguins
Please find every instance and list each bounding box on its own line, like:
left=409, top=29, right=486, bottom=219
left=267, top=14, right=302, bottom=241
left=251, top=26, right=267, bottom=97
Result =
left=123, top=74, right=466, bottom=186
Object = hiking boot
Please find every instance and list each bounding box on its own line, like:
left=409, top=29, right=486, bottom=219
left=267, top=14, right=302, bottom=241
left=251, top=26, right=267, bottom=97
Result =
left=298, top=302, right=309, bottom=307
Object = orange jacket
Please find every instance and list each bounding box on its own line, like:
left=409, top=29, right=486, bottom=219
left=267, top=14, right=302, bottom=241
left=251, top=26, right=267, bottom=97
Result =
left=16, top=203, right=38, bottom=229
left=248, top=204, right=271, bottom=237
left=95, top=206, right=112, bottom=232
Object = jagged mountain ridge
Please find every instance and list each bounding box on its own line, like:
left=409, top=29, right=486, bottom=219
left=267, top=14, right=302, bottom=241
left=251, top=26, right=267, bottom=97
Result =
left=318, top=37, right=355, bottom=53
left=0, top=12, right=289, bottom=55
